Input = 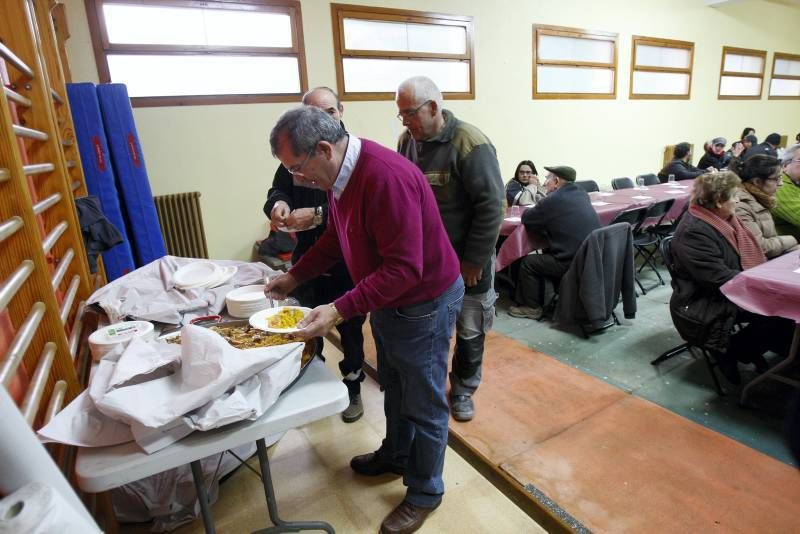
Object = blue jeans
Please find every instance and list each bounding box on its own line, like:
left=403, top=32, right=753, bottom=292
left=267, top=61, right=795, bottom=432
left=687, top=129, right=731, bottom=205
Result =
left=370, top=278, right=464, bottom=508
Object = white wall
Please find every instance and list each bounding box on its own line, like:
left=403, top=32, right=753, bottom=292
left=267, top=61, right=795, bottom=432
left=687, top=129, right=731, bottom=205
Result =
left=64, top=0, right=800, bottom=260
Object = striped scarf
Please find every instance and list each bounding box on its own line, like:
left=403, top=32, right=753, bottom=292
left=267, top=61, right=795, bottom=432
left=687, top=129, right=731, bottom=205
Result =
left=688, top=204, right=766, bottom=270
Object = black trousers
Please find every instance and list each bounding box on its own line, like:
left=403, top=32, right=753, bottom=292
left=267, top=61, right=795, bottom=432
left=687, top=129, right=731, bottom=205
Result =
left=291, top=265, right=366, bottom=398
left=515, top=253, right=571, bottom=308
left=727, top=312, right=796, bottom=363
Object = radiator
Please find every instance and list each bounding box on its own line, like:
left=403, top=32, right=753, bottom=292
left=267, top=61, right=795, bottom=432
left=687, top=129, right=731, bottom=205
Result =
left=153, top=192, right=209, bottom=259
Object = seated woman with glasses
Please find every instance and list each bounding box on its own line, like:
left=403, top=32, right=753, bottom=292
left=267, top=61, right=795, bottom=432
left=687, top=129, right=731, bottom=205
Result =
left=669, top=172, right=795, bottom=384
left=734, top=154, right=799, bottom=258
left=505, top=160, right=545, bottom=206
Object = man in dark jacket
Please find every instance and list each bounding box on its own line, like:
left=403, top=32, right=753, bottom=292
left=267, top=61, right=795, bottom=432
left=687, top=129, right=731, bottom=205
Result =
left=743, top=132, right=781, bottom=161
left=658, top=142, right=713, bottom=182
left=396, top=76, right=504, bottom=422
left=263, top=87, right=366, bottom=423
left=510, top=166, right=601, bottom=319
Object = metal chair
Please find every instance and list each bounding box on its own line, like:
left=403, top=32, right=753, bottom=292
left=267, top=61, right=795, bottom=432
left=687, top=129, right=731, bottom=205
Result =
left=638, top=173, right=660, bottom=186
left=612, top=177, right=634, bottom=190
left=650, top=236, right=725, bottom=395
left=633, top=198, right=675, bottom=291
left=574, top=180, right=599, bottom=193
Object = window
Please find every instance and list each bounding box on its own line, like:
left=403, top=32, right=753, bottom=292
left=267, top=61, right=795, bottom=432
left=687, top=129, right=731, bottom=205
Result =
left=330, top=4, right=474, bottom=100
left=718, top=46, right=766, bottom=99
left=532, top=25, right=618, bottom=99
left=85, top=0, right=308, bottom=107
left=768, top=52, right=800, bottom=99
left=630, top=36, right=693, bottom=99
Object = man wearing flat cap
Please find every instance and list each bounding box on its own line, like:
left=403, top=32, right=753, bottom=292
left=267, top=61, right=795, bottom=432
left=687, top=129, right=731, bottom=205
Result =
left=510, top=166, right=601, bottom=319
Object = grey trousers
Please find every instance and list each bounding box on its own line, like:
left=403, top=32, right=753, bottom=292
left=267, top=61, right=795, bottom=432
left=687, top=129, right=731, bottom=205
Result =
left=450, top=261, right=496, bottom=397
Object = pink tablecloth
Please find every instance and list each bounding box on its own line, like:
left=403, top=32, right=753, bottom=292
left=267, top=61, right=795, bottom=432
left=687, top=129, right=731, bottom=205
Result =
left=496, top=183, right=691, bottom=271
left=721, top=250, right=800, bottom=323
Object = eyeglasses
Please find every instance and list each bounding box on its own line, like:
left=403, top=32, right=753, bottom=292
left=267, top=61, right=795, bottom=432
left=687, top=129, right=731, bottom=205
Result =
left=283, top=149, right=314, bottom=176
left=396, top=100, right=431, bottom=121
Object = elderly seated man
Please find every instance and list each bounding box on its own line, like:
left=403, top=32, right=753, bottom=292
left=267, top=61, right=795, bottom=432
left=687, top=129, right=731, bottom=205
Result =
left=509, top=166, right=601, bottom=319
left=658, top=142, right=714, bottom=182
left=698, top=137, right=743, bottom=170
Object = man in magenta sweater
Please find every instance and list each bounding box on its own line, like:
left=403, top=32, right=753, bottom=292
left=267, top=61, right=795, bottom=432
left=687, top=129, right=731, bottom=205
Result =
left=265, top=106, right=464, bottom=534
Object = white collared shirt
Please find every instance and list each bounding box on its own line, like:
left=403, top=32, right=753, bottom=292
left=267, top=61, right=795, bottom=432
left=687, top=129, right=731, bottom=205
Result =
left=332, top=135, right=361, bottom=200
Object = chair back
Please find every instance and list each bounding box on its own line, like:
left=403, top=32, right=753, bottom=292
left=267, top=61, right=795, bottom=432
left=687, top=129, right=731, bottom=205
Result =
left=574, top=180, right=599, bottom=193
left=642, top=198, right=675, bottom=229
left=610, top=206, right=647, bottom=230
left=638, top=174, right=660, bottom=186
left=661, top=236, right=676, bottom=274
left=612, top=177, right=634, bottom=190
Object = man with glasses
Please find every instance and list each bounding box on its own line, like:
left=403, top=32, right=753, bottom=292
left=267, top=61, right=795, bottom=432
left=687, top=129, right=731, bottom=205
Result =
left=395, top=76, right=504, bottom=423
left=772, top=143, right=800, bottom=238
left=265, top=106, right=463, bottom=534
left=263, top=87, right=367, bottom=424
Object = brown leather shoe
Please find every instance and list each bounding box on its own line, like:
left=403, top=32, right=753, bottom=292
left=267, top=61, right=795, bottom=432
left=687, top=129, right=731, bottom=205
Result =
left=379, top=500, right=438, bottom=534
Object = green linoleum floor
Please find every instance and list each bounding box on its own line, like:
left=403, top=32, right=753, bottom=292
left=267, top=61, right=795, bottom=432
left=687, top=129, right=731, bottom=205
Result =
left=493, top=268, right=798, bottom=467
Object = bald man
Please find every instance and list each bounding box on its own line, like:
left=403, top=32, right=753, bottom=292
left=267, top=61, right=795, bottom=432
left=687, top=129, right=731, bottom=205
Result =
left=396, top=76, right=504, bottom=422
left=263, top=87, right=367, bottom=423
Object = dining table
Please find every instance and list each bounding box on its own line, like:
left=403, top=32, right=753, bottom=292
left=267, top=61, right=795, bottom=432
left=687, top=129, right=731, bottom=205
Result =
left=496, top=181, right=692, bottom=271
left=721, top=249, right=800, bottom=404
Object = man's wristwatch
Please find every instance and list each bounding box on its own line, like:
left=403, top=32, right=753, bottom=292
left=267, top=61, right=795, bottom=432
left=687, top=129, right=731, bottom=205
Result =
left=329, top=303, right=344, bottom=326
left=313, top=206, right=324, bottom=227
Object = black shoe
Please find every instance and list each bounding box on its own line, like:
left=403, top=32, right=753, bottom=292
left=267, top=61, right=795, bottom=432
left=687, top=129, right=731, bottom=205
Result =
left=717, top=357, right=741, bottom=385
left=350, top=450, right=404, bottom=477
left=450, top=394, right=475, bottom=422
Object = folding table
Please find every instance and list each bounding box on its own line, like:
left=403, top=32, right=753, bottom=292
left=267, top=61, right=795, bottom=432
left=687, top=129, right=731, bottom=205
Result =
left=76, top=359, right=349, bottom=533
left=721, top=249, right=800, bottom=404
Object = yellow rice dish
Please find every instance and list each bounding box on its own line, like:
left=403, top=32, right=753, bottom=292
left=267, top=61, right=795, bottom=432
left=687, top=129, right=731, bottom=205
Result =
left=268, top=308, right=305, bottom=329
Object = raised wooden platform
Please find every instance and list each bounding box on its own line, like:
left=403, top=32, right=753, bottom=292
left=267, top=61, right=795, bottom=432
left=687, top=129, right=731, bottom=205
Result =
left=362, top=324, right=800, bottom=532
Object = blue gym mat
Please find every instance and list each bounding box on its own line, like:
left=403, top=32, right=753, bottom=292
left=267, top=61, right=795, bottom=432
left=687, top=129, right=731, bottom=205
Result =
left=66, top=82, right=135, bottom=281
left=97, top=84, right=166, bottom=267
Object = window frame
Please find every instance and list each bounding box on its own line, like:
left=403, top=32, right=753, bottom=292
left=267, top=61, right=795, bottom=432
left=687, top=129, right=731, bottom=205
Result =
left=629, top=35, right=694, bottom=100
left=717, top=46, right=766, bottom=100
left=768, top=51, right=800, bottom=100
left=532, top=24, right=618, bottom=100
left=329, top=3, right=475, bottom=101
left=84, top=0, right=309, bottom=107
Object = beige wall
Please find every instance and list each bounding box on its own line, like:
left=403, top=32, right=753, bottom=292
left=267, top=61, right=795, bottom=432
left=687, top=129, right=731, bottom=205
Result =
left=64, top=0, right=800, bottom=260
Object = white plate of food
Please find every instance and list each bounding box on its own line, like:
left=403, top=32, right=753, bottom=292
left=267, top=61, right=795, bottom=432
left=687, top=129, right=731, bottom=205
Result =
left=249, top=306, right=312, bottom=333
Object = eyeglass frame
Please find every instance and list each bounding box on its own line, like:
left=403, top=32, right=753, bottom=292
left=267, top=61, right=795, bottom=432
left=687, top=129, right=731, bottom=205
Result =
left=396, top=100, right=432, bottom=121
left=283, top=147, right=315, bottom=176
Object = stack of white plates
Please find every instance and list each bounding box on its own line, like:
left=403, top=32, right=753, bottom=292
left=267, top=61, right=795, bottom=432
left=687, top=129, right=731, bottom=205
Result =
left=89, top=320, right=156, bottom=361
left=225, top=284, right=270, bottom=318
left=172, top=261, right=237, bottom=291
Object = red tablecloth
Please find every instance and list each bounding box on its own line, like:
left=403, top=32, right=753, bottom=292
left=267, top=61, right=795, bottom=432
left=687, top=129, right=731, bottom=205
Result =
left=721, top=250, right=800, bottom=323
left=496, top=182, right=691, bottom=271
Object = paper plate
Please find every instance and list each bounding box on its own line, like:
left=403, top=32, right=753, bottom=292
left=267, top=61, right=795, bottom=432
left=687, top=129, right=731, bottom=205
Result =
left=173, top=261, right=221, bottom=289
left=208, top=265, right=238, bottom=288
left=249, top=306, right=312, bottom=334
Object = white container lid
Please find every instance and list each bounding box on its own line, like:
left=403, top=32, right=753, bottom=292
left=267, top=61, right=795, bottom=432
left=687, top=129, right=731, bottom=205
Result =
left=88, top=321, right=155, bottom=360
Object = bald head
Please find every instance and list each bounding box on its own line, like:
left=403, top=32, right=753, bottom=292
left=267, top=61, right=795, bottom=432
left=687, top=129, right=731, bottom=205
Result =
left=302, top=86, right=343, bottom=123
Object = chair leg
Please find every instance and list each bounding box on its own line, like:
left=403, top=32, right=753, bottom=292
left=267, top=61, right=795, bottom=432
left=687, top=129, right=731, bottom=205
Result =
left=651, top=342, right=688, bottom=365
left=635, top=275, right=646, bottom=295
left=698, top=347, right=726, bottom=396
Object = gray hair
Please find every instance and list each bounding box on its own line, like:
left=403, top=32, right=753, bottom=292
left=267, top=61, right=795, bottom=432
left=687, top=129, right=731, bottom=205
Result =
left=397, top=76, right=444, bottom=110
left=781, top=143, right=800, bottom=166
left=270, top=106, right=346, bottom=157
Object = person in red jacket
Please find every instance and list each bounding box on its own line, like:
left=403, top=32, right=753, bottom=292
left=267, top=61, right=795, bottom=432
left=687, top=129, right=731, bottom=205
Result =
left=265, top=106, right=464, bottom=534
